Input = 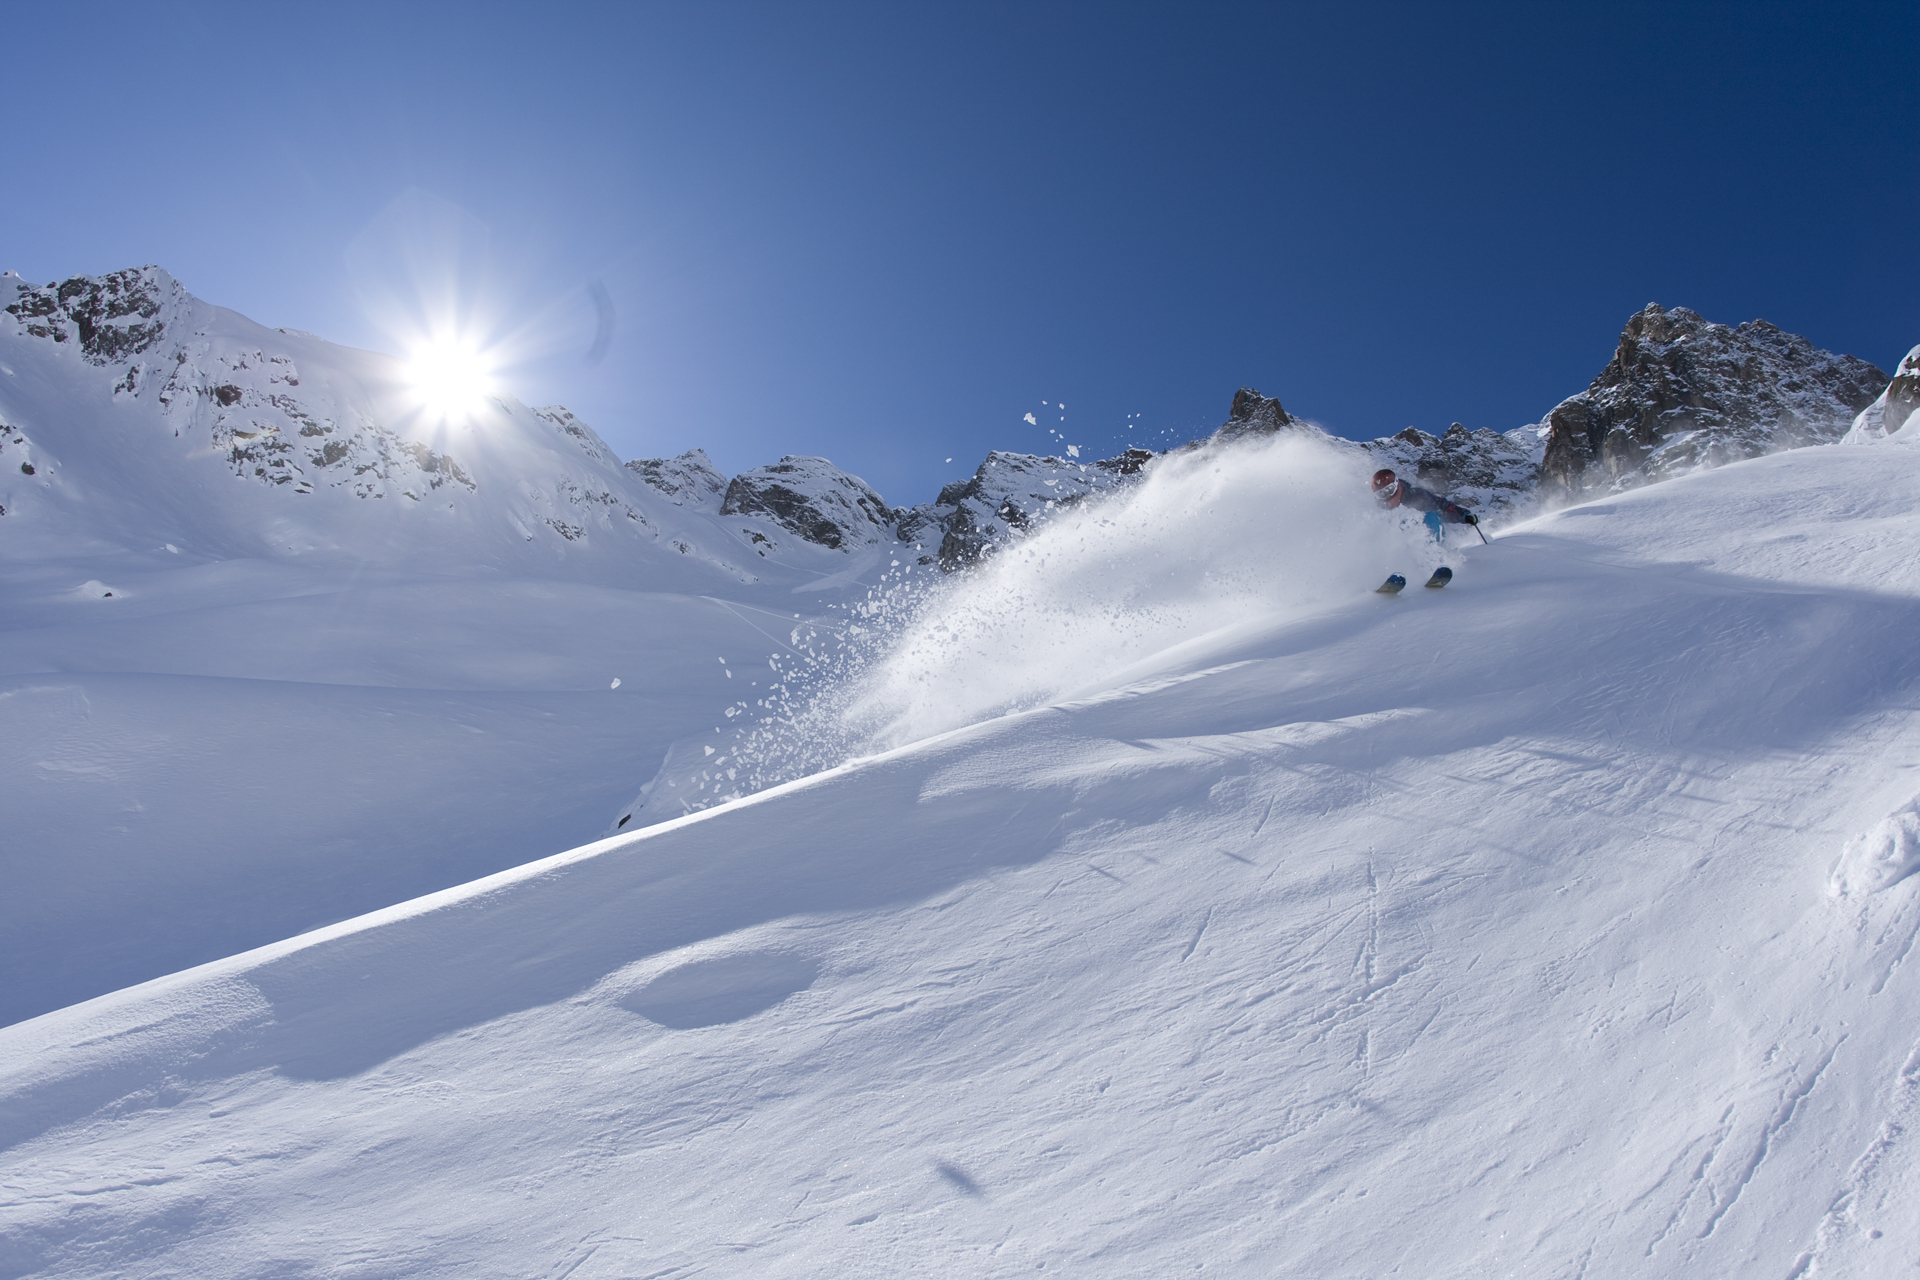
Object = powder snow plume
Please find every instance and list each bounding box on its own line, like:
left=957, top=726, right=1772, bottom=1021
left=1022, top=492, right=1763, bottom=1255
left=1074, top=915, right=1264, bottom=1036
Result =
left=647, top=432, right=1443, bottom=814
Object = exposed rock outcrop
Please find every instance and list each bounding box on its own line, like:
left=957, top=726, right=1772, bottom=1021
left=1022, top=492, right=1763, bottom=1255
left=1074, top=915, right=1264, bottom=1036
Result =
left=1210, top=387, right=1303, bottom=442
left=720, top=456, right=896, bottom=551
left=1540, top=303, right=1886, bottom=499
left=895, top=447, right=1154, bottom=571
left=3, top=267, right=174, bottom=365
left=1842, top=344, right=1920, bottom=443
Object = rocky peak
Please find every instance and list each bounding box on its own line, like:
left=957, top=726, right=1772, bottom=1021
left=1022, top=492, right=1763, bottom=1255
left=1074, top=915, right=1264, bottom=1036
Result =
left=719, top=456, right=895, bottom=552
left=1841, top=344, right=1920, bottom=443
left=626, top=448, right=728, bottom=509
left=3, top=266, right=185, bottom=365
left=1214, top=387, right=1301, bottom=443
left=1540, top=303, right=1887, bottom=498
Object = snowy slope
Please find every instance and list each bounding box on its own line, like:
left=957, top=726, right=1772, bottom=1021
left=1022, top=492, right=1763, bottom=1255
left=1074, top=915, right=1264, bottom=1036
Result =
left=0, top=269, right=920, bottom=1026
left=6, top=433, right=1920, bottom=1277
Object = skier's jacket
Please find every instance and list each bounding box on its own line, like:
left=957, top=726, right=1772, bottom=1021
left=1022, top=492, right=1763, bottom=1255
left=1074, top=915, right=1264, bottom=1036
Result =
left=1377, top=478, right=1472, bottom=523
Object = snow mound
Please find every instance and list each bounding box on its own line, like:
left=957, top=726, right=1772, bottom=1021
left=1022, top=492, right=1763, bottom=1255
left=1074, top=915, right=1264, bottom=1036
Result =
left=1841, top=343, right=1920, bottom=444
left=1830, top=796, right=1920, bottom=896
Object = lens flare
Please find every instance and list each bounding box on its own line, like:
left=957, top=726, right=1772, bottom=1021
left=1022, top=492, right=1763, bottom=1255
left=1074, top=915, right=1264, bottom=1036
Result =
left=405, top=338, right=494, bottom=423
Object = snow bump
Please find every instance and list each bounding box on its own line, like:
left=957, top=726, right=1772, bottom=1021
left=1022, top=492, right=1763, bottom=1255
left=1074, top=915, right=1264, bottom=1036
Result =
left=1831, top=798, right=1920, bottom=897
left=618, top=951, right=820, bottom=1028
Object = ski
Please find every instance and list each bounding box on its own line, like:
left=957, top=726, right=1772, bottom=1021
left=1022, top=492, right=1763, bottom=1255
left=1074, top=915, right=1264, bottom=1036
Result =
left=1376, top=574, right=1407, bottom=594
left=1425, top=567, right=1453, bottom=589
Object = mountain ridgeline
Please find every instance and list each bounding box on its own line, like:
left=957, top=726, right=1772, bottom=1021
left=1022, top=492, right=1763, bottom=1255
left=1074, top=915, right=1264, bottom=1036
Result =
left=2, top=268, right=1904, bottom=575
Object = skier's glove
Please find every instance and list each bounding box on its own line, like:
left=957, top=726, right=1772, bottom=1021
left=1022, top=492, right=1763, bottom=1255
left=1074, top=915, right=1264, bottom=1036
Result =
left=1462, top=512, right=1478, bottom=524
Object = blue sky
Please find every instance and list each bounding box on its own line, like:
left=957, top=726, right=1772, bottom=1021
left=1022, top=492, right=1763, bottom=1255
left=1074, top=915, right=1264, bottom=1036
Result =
left=3, top=1, right=1914, bottom=504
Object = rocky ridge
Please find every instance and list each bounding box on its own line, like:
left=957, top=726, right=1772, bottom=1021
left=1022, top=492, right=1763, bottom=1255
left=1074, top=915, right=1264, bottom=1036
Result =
left=1539, top=302, right=1887, bottom=499
left=720, top=456, right=895, bottom=552
left=6, top=266, right=1905, bottom=575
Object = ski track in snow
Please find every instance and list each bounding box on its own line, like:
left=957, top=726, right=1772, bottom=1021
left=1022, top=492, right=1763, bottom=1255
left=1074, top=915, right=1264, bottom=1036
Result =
left=7, top=442, right=1920, bottom=1274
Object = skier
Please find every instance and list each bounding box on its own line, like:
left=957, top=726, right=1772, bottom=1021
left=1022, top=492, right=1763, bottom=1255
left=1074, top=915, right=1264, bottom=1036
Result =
left=1369, top=468, right=1479, bottom=592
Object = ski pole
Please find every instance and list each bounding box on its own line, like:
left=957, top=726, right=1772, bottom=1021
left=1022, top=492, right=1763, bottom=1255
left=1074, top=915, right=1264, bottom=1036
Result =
left=1472, top=520, right=1489, bottom=545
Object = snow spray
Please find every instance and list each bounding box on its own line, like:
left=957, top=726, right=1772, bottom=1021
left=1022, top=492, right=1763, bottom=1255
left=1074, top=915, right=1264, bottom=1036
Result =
left=646, top=432, right=1438, bottom=815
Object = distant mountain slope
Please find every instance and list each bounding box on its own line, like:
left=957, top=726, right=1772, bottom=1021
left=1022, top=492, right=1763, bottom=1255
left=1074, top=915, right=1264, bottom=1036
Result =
left=0, top=267, right=882, bottom=587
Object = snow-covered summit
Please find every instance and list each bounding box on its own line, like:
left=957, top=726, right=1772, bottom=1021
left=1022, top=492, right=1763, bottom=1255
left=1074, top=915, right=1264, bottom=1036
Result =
left=720, top=455, right=897, bottom=552
left=1538, top=301, right=1886, bottom=499
left=625, top=447, right=728, bottom=507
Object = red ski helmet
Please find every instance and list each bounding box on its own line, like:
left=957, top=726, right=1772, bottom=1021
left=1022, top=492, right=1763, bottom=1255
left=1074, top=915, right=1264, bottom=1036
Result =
left=1370, top=469, right=1397, bottom=492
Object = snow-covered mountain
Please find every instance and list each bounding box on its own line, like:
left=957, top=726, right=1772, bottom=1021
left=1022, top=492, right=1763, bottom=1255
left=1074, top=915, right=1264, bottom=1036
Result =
left=10, top=269, right=1882, bottom=588
left=0, top=266, right=896, bottom=587
left=7, top=426, right=1920, bottom=1278
left=1538, top=301, right=1887, bottom=499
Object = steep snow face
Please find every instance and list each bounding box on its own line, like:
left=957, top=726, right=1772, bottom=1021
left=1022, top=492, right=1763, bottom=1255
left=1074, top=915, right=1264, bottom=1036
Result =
left=720, top=455, right=897, bottom=552
left=1841, top=342, right=1920, bottom=443
left=1539, top=302, right=1886, bottom=499
left=7, top=440, right=1920, bottom=1278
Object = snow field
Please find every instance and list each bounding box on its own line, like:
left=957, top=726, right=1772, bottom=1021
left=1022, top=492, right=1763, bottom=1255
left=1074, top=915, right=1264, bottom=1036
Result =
left=0, top=563, right=815, bottom=1026
left=6, top=442, right=1920, bottom=1275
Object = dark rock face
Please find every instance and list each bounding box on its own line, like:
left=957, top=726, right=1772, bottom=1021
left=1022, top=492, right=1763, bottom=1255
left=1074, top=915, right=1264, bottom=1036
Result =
left=1212, top=387, right=1301, bottom=443
left=3, top=267, right=172, bottom=365
left=720, top=456, right=895, bottom=551
left=1540, top=303, right=1887, bottom=498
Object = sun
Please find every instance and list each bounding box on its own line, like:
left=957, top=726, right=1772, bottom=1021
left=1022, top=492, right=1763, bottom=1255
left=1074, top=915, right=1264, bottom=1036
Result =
left=406, top=338, right=494, bottom=422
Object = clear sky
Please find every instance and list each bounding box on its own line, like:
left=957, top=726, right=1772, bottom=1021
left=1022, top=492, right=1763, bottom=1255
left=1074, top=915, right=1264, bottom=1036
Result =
left=3, top=1, right=1914, bottom=505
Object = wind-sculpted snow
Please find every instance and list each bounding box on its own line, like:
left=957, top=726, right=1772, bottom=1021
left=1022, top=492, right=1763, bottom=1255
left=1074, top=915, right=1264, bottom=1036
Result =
left=627, top=433, right=1444, bottom=819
